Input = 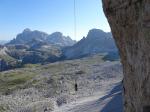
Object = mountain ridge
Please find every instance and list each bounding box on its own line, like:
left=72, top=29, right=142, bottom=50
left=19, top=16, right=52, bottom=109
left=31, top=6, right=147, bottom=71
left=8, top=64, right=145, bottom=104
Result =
left=63, top=29, right=117, bottom=59
left=7, top=28, right=76, bottom=47
left=0, top=28, right=119, bottom=71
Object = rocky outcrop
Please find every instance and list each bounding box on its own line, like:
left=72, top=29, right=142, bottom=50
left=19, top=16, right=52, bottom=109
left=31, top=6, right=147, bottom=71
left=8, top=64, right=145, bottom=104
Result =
left=0, top=59, right=8, bottom=71
left=102, top=0, right=150, bottom=112
left=0, top=59, right=21, bottom=72
left=8, top=29, right=76, bottom=47
left=63, top=29, right=117, bottom=59
left=47, top=32, right=76, bottom=46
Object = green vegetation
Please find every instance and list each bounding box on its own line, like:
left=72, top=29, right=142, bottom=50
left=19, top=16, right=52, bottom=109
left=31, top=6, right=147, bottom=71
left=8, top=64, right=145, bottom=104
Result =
left=0, top=70, right=36, bottom=94
left=0, top=54, right=16, bottom=62
left=0, top=54, right=106, bottom=95
left=0, top=106, right=6, bottom=112
left=23, top=64, right=41, bottom=68
left=0, top=104, right=9, bottom=112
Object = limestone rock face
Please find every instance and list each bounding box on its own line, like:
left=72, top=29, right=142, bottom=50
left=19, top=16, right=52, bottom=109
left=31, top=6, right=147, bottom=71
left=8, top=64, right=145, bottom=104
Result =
left=102, top=0, right=150, bottom=112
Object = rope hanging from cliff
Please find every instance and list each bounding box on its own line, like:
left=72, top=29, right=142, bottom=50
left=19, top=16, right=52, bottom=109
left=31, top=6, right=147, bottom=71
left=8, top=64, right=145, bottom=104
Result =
left=74, top=0, right=77, bottom=40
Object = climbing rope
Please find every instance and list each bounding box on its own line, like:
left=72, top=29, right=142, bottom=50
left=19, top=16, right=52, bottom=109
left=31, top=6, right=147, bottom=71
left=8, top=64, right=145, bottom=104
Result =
left=74, top=0, right=77, bottom=40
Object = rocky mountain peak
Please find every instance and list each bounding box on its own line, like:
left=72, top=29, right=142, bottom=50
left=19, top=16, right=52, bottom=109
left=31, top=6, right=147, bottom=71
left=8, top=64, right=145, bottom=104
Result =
left=47, top=32, right=76, bottom=46
left=63, top=29, right=117, bottom=59
left=87, top=29, right=110, bottom=39
left=23, top=28, right=31, bottom=33
left=7, top=29, right=75, bottom=47
left=51, top=32, right=63, bottom=37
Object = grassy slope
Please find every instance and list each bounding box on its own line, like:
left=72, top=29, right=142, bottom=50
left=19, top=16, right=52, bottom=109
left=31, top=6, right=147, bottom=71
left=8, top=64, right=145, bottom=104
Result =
left=0, top=54, right=123, bottom=112
left=0, top=54, right=104, bottom=95
left=0, top=54, right=16, bottom=62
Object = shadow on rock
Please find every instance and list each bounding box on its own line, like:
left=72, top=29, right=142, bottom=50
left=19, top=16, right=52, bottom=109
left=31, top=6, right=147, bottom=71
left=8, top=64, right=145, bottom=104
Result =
left=100, top=82, right=123, bottom=112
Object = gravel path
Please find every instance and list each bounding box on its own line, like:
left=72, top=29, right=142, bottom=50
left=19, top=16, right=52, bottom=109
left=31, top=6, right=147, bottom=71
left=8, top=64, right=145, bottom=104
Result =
left=53, top=82, right=123, bottom=112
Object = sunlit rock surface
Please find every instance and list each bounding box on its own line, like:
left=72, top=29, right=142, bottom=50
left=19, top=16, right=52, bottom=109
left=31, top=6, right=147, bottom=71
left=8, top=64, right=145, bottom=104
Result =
left=102, top=0, right=150, bottom=111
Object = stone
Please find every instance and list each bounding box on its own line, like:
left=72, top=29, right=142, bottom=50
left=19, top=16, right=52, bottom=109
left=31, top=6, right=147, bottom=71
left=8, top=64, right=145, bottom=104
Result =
left=102, top=0, right=150, bottom=112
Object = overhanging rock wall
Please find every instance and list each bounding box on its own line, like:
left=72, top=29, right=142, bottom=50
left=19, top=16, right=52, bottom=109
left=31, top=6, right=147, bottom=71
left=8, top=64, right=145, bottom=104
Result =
left=102, top=0, right=150, bottom=112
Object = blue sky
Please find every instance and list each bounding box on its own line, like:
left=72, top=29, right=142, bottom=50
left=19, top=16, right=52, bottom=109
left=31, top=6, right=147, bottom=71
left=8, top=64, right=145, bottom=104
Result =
left=0, top=0, right=110, bottom=41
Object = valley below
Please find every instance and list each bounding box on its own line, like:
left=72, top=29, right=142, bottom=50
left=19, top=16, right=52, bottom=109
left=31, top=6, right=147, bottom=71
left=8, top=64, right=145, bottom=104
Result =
left=0, top=28, right=123, bottom=112
left=0, top=54, right=123, bottom=112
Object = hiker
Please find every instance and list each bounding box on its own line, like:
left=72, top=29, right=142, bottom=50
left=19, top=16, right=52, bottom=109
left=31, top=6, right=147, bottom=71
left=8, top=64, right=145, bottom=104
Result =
left=75, top=83, right=78, bottom=92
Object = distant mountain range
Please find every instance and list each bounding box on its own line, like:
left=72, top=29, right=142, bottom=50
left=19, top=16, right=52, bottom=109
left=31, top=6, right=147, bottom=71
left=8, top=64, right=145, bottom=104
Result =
left=0, top=28, right=119, bottom=71
left=63, top=29, right=117, bottom=59
left=8, top=28, right=76, bottom=47
left=0, top=40, right=9, bottom=45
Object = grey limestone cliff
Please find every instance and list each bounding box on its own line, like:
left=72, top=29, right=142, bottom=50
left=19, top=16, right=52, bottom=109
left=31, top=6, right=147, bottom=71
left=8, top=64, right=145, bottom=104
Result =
left=102, top=0, right=150, bottom=112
